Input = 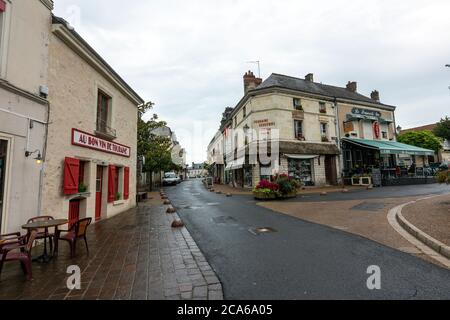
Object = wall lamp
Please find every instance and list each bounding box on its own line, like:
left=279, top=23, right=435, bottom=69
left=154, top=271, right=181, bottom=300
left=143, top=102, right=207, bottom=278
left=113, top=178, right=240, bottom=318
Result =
left=25, top=149, right=43, bottom=164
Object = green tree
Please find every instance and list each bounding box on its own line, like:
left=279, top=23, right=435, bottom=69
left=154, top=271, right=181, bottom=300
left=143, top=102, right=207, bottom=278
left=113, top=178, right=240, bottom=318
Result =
left=433, top=116, right=450, bottom=141
left=397, top=131, right=442, bottom=153
left=137, top=102, right=173, bottom=190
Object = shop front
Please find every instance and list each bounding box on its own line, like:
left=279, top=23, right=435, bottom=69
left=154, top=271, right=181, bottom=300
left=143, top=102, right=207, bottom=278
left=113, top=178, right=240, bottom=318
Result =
left=44, top=128, right=135, bottom=225
left=341, top=137, right=435, bottom=186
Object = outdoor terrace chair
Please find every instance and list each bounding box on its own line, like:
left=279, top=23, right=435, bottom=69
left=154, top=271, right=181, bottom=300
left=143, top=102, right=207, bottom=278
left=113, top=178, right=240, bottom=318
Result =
left=26, top=216, right=55, bottom=253
left=54, top=218, right=92, bottom=258
left=0, top=230, right=38, bottom=281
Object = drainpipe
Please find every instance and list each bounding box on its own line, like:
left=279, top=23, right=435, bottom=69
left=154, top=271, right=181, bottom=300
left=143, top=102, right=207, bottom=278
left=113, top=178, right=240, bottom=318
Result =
left=333, top=97, right=343, bottom=185
left=37, top=101, right=51, bottom=216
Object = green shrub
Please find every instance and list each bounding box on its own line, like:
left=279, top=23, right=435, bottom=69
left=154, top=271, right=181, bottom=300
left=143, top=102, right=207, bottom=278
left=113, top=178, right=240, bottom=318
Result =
left=436, top=170, right=450, bottom=184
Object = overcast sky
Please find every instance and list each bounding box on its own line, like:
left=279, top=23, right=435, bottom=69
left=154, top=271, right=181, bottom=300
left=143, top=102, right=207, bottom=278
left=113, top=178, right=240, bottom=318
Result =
left=53, top=0, right=450, bottom=163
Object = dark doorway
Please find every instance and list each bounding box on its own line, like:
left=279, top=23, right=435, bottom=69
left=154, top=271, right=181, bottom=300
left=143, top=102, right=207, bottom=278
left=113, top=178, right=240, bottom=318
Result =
left=325, top=155, right=337, bottom=185
left=0, top=140, right=7, bottom=232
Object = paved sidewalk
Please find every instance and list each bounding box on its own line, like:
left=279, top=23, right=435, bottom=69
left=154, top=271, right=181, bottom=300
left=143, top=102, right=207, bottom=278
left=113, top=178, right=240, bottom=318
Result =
left=0, top=193, right=223, bottom=300
left=402, top=193, right=450, bottom=247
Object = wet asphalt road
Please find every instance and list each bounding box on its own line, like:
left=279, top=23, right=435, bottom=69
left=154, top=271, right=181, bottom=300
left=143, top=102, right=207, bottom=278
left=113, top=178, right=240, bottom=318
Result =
left=165, top=180, right=450, bottom=300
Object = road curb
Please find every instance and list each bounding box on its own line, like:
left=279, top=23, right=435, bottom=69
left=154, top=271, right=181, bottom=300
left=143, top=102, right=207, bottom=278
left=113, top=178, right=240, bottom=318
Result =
left=387, top=195, right=450, bottom=268
left=396, top=206, right=450, bottom=260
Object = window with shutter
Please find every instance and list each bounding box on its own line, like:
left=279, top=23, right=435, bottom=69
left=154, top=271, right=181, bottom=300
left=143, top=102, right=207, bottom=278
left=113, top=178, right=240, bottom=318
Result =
left=124, top=167, right=130, bottom=200
left=63, top=157, right=80, bottom=195
left=108, top=165, right=116, bottom=202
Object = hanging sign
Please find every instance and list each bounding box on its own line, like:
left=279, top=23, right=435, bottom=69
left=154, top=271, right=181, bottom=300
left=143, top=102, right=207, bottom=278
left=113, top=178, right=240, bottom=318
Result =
left=373, top=121, right=381, bottom=139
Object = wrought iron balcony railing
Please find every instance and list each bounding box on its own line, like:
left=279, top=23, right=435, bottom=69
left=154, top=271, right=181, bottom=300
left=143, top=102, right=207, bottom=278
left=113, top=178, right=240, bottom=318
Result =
left=96, top=118, right=117, bottom=139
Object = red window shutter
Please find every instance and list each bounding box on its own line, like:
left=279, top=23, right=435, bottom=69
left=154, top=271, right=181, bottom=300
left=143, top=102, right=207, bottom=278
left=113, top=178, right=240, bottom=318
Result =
left=63, top=157, right=80, bottom=195
left=108, top=165, right=116, bottom=203
left=124, top=167, right=130, bottom=200
left=0, top=1, right=6, bottom=12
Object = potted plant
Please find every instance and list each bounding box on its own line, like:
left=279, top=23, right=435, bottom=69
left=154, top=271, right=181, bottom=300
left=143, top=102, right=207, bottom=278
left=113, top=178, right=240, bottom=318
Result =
left=351, top=175, right=361, bottom=185
left=253, top=180, right=278, bottom=200
left=321, top=136, right=329, bottom=142
left=275, top=174, right=301, bottom=198
left=78, top=182, right=87, bottom=193
left=115, top=192, right=122, bottom=201
left=436, top=170, right=450, bottom=184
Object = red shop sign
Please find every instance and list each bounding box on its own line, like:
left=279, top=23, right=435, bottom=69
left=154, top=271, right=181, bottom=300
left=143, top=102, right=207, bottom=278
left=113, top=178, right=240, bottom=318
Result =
left=373, top=121, right=381, bottom=139
left=71, top=129, right=130, bottom=157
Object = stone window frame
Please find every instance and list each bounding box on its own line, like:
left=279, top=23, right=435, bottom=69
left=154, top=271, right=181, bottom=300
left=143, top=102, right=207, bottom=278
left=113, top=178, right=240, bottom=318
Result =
left=95, top=82, right=116, bottom=134
left=0, top=1, right=12, bottom=79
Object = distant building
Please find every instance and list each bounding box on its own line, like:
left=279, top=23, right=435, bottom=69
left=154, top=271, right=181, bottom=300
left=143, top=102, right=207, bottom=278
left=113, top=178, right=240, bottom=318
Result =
left=188, top=163, right=207, bottom=178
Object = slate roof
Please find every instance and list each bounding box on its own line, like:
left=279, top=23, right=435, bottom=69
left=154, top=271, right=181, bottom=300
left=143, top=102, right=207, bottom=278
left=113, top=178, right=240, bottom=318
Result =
left=256, top=73, right=395, bottom=108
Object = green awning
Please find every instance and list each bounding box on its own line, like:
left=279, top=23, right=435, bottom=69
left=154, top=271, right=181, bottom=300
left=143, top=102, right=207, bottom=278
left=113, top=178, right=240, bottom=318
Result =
left=342, top=138, right=435, bottom=156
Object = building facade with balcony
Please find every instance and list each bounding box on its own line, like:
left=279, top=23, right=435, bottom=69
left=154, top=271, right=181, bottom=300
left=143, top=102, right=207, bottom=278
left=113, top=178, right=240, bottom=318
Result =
left=41, top=16, right=144, bottom=226
left=0, top=0, right=53, bottom=234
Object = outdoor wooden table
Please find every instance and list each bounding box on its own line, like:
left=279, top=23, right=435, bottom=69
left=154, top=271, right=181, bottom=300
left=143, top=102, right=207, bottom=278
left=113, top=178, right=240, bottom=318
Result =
left=21, top=219, right=68, bottom=263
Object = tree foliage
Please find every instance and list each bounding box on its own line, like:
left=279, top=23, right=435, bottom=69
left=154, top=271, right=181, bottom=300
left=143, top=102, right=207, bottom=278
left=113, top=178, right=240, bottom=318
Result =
left=137, top=102, right=173, bottom=174
left=397, top=131, right=442, bottom=153
left=433, top=116, right=450, bottom=141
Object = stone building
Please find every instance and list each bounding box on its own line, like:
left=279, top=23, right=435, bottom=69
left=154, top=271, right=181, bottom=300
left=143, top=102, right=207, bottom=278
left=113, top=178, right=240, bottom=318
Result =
left=208, top=71, right=434, bottom=188
left=41, top=16, right=144, bottom=225
left=209, top=71, right=341, bottom=188
left=0, top=0, right=53, bottom=233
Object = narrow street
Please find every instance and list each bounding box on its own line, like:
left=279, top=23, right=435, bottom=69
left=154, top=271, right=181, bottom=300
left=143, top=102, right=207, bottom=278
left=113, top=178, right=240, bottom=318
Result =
left=166, top=179, right=450, bottom=299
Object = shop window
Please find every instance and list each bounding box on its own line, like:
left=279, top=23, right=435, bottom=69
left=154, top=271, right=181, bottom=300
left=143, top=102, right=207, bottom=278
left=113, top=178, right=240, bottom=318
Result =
left=319, top=102, right=326, bottom=113
left=294, top=120, right=304, bottom=140
left=354, top=150, right=363, bottom=167
left=288, top=159, right=314, bottom=186
left=293, top=98, right=303, bottom=111
left=344, top=150, right=352, bottom=170
left=382, top=131, right=388, bottom=139
left=78, top=161, right=88, bottom=193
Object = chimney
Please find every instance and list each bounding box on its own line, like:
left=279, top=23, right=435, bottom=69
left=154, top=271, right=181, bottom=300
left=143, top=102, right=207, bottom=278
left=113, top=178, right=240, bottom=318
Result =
left=305, top=73, right=314, bottom=82
left=371, top=90, right=380, bottom=102
left=243, top=70, right=262, bottom=94
left=346, top=81, right=357, bottom=93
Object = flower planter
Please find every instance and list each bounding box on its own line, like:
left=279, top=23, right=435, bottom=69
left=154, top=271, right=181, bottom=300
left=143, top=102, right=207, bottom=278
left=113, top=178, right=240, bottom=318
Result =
left=278, top=191, right=298, bottom=199
left=351, top=177, right=372, bottom=186
left=253, top=192, right=277, bottom=200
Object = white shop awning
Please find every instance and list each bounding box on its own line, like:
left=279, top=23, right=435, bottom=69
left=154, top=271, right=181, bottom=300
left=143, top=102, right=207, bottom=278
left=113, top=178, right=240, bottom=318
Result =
left=225, top=157, right=245, bottom=171
left=284, top=154, right=319, bottom=160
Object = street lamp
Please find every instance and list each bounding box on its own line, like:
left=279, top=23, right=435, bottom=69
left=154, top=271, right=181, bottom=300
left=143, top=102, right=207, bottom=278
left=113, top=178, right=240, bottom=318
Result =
left=396, top=125, right=402, bottom=135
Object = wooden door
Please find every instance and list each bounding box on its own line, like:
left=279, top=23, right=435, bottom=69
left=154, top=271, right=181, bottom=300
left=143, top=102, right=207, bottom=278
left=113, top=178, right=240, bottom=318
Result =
left=95, top=166, right=103, bottom=221
left=325, top=156, right=337, bottom=185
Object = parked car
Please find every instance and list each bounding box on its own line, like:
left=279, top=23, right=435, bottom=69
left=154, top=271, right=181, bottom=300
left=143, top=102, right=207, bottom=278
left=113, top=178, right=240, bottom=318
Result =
left=163, top=172, right=180, bottom=186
